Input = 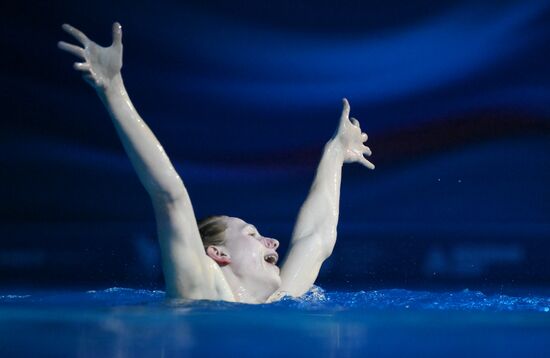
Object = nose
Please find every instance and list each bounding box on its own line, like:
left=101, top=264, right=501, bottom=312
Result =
left=262, top=237, right=279, bottom=250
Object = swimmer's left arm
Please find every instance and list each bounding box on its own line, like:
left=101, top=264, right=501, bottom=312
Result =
left=279, top=99, right=374, bottom=297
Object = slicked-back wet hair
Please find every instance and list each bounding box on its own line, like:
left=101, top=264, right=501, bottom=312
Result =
left=197, top=216, right=228, bottom=250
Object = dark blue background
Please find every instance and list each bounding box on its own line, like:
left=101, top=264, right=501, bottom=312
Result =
left=2, top=0, right=549, bottom=292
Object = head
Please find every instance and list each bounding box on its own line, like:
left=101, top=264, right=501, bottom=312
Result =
left=198, top=216, right=281, bottom=300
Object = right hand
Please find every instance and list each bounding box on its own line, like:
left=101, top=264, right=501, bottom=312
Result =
left=58, top=22, right=123, bottom=90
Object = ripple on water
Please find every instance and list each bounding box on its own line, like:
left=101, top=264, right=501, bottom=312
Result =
left=0, top=286, right=549, bottom=312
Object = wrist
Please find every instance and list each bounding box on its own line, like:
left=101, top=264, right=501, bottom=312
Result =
left=96, top=72, right=127, bottom=102
left=324, top=138, right=345, bottom=163
left=98, top=73, right=124, bottom=97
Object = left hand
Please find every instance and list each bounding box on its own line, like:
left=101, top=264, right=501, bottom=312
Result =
left=334, top=98, right=375, bottom=169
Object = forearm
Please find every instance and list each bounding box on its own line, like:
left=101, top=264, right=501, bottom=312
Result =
left=97, top=74, right=185, bottom=201
left=290, top=138, right=345, bottom=258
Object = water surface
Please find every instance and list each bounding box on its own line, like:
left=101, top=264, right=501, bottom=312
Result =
left=1, top=287, right=549, bottom=357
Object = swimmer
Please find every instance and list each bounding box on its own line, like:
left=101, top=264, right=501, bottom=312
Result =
left=58, top=22, right=374, bottom=303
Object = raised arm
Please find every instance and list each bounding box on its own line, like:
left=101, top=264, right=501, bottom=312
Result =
left=279, top=99, right=373, bottom=296
left=58, top=23, right=225, bottom=299
left=58, top=23, right=184, bottom=200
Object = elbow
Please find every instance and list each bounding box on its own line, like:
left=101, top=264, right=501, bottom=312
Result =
left=306, top=228, right=337, bottom=261
left=321, top=242, right=334, bottom=260
left=317, top=239, right=333, bottom=261
left=294, top=234, right=333, bottom=262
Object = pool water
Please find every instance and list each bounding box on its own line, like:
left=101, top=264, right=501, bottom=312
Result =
left=1, top=286, right=549, bottom=357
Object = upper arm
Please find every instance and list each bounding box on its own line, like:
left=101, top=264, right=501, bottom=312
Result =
left=151, top=192, right=230, bottom=300
left=279, top=233, right=331, bottom=297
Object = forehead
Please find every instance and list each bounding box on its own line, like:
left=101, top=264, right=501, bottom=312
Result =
left=225, top=217, right=256, bottom=231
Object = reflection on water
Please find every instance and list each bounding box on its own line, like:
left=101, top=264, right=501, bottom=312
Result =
left=1, top=287, right=549, bottom=356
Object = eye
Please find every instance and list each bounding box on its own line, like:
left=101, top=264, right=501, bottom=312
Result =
left=249, top=231, right=262, bottom=239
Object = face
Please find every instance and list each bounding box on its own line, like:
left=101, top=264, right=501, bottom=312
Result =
left=220, top=217, right=281, bottom=294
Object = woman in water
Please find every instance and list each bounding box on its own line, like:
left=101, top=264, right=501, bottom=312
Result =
left=58, top=22, right=374, bottom=304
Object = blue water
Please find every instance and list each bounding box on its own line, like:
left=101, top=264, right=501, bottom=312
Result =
left=1, top=287, right=549, bottom=357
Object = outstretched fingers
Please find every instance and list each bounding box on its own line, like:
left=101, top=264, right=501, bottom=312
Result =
left=57, top=41, right=85, bottom=59
left=73, top=62, right=90, bottom=72
left=337, top=98, right=375, bottom=170
left=61, top=24, right=89, bottom=46
left=359, top=156, right=375, bottom=170
left=362, top=145, right=372, bottom=156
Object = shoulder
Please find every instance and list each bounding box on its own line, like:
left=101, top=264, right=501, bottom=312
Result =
left=165, top=251, right=235, bottom=301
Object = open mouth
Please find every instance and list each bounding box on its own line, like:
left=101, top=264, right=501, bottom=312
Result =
left=264, top=252, right=279, bottom=265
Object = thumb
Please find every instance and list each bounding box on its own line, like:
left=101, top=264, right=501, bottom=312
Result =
left=341, top=98, right=350, bottom=119
left=338, top=98, right=350, bottom=128
left=112, top=22, right=122, bottom=46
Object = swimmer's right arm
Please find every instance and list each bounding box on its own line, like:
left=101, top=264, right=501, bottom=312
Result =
left=58, top=23, right=184, bottom=200
left=58, top=23, right=221, bottom=299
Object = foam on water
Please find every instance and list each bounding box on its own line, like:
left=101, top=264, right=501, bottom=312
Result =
left=1, top=286, right=549, bottom=312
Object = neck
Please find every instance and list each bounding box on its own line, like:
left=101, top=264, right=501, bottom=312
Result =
left=220, top=267, right=276, bottom=304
